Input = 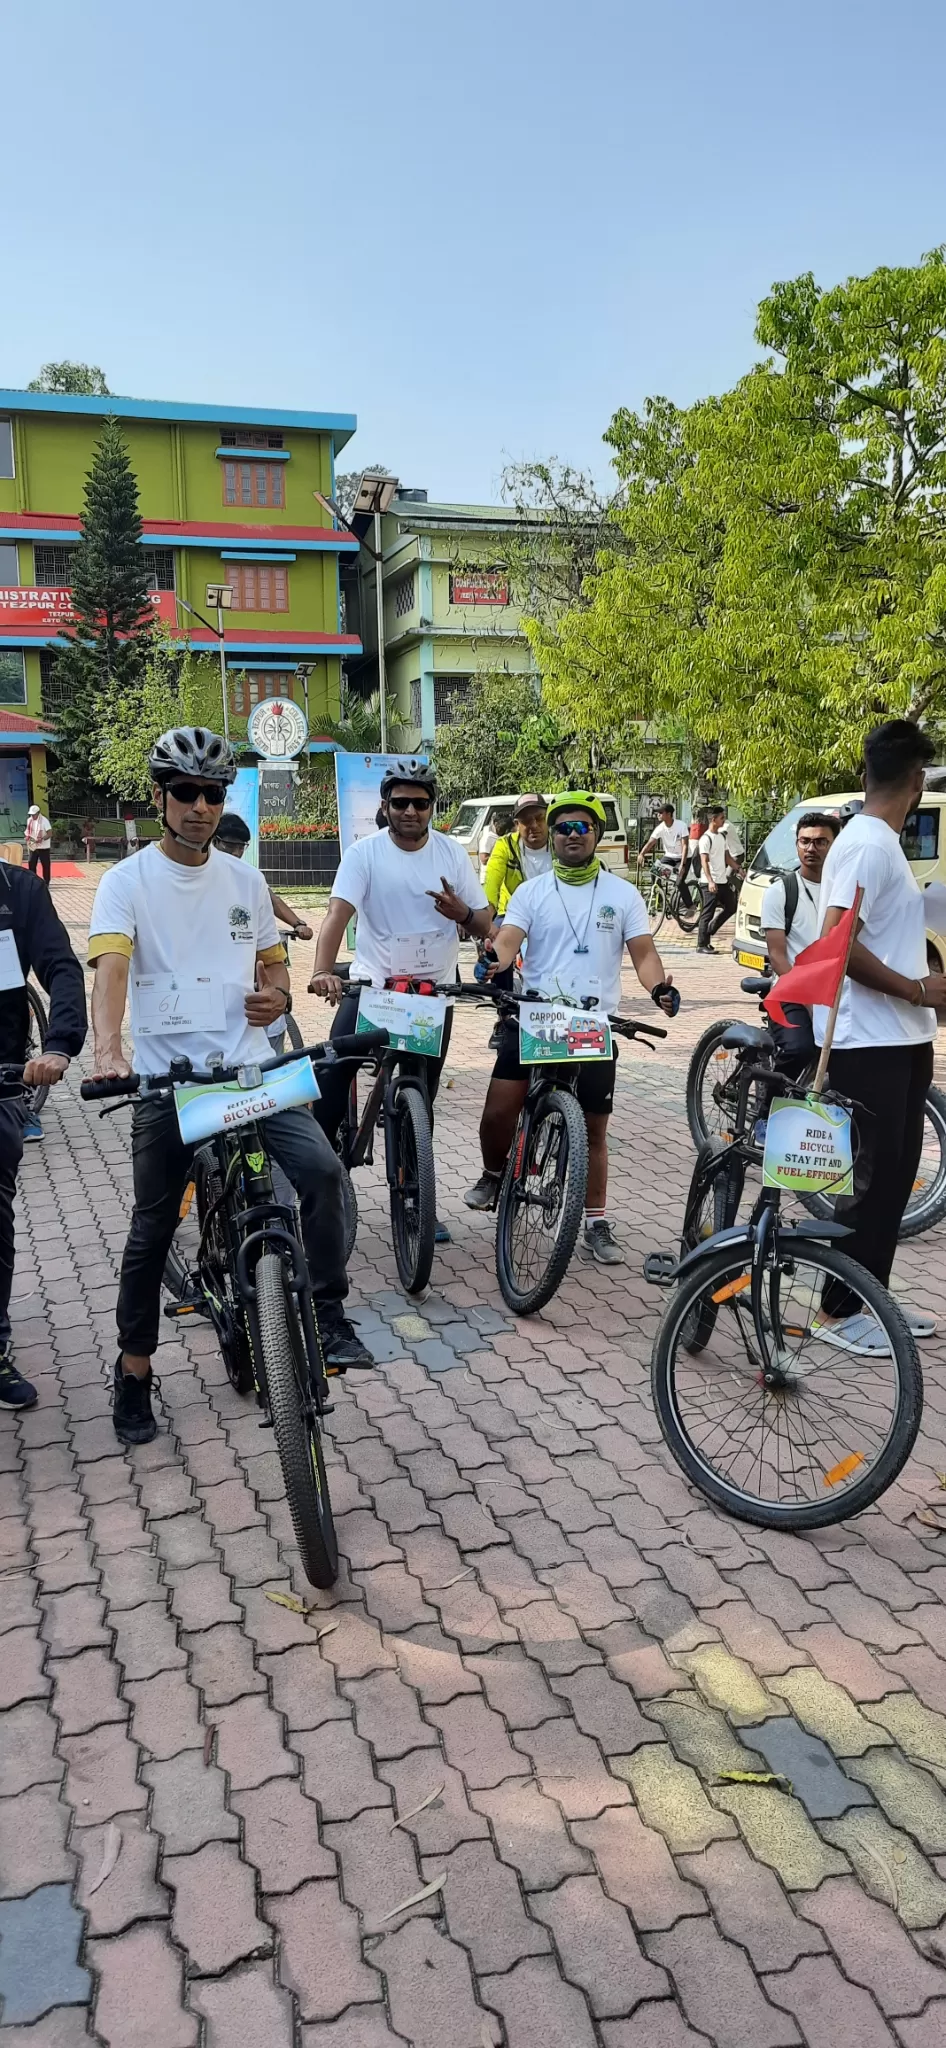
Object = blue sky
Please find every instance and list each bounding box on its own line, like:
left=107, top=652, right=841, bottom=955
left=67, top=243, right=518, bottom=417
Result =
left=5, top=0, right=945, bottom=502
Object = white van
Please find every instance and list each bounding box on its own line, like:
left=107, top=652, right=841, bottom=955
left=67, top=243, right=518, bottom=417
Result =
left=446, top=793, right=630, bottom=874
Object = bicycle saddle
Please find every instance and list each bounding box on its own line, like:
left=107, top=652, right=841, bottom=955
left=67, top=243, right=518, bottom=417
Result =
left=720, top=1022, right=775, bottom=1052
left=740, top=975, right=773, bottom=996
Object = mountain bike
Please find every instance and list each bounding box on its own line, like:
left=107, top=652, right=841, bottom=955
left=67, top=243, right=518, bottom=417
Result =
left=455, top=985, right=667, bottom=1314
left=687, top=974, right=946, bottom=1240
left=644, top=1068, right=922, bottom=1529
left=642, top=860, right=701, bottom=939
left=23, top=984, right=50, bottom=1116
left=81, top=1027, right=387, bottom=1589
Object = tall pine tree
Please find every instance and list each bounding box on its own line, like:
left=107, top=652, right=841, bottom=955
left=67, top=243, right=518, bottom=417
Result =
left=51, top=418, right=155, bottom=802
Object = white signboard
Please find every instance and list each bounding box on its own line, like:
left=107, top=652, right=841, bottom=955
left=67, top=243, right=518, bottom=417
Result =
left=248, top=697, right=309, bottom=760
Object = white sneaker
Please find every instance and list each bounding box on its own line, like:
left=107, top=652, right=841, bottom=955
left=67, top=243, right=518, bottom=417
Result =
left=810, top=1314, right=892, bottom=1358
left=899, top=1305, right=936, bottom=1339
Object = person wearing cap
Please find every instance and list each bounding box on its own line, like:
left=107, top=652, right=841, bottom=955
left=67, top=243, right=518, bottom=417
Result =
left=483, top=796, right=551, bottom=925
left=637, top=802, right=694, bottom=907
left=24, top=804, right=52, bottom=885
left=465, top=793, right=679, bottom=1263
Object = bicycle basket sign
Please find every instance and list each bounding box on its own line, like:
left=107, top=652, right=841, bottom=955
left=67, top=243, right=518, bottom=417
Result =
left=519, top=1002, right=613, bottom=1064
left=356, top=987, right=447, bottom=1057
left=173, top=1056, right=320, bottom=1146
left=762, top=1096, right=853, bottom=1197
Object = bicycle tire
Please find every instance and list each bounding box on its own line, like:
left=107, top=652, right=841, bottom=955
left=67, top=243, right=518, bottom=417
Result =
left=646, top=875, right=667, bottom=938
left=686, top=1018, right=754, bottom=1149
left=800, top=1083, right=946, bottom=1242
left=257, top=1251, right=338, bottom=1587
left=651, top=1237, right=922, bottom=1528
left=679, top=1140, right=746, bottom=1354
left=340, top=1159, right=358, bottom=1261
left=195, top=1154, right=254, bottom=1393
left=389, top=1085, right=436, bottom=1295
left=26, top=984, right=49, bottom=1115
left=674, top=890, right=701, bottom=935
left=495, top=1088, right=588, bottom=1315
left=284, top=1011, right=304, bottom=1053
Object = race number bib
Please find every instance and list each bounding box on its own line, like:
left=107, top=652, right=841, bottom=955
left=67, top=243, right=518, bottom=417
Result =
left=0, top=930, right=25, bottom=991
left=134, top=974, right=227, bottom=1037
left=389, top=930, right=450, bottom=978
left=518, top=1002, right=613, bottom=1064
left=356, top=986, right=446, bottom=1057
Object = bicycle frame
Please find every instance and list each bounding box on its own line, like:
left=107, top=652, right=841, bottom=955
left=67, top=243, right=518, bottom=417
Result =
left=343, top=1048, right=431, bottom=1176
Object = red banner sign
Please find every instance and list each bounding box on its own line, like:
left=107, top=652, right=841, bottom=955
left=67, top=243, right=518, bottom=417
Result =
left=0, top=588, right=177, bottom=630
left=449, top=571, right=509, bottom=607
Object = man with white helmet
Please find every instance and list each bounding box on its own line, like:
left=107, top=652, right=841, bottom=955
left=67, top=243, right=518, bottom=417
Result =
left=88, top=728, right=371, bottom=1447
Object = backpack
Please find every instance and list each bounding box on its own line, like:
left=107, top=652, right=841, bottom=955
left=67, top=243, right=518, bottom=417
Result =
left=780, top=870, right=800, bottom=937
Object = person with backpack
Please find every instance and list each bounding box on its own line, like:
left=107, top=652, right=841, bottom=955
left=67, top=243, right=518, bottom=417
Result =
left=483, top=796, right=551, bottom=923
left=761, top=810, right=840, bottom=1071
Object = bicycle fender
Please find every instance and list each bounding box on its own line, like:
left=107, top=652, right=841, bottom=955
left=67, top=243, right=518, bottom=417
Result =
left=779, top=1218, right=854, bottom=1241
left=673, top=1223, right=753, bottom=1282
left=236, top=1227, right=308, bottom=1301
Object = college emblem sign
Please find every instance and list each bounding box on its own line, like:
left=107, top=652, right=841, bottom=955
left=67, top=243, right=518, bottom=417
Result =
left=247, top=696, right=309, bottom=760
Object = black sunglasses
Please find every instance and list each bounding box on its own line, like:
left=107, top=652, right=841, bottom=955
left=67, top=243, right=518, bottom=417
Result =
left=388, top=795, right=433, bottom=812
left=167, top=780, right=227, bottom=807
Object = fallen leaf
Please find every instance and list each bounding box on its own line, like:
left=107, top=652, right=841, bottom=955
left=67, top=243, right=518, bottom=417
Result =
left=378, top=1873, right=446, bottom=1924
left=857, top=1831, right=899, bottom=1908
left=265, top=1589, right=307, bottom=1614
left=390, top=1784, right=446, bottom=1832
left=716, top=1770, right=793, bottom=1793
left=913, top=1509, right=946, bottom=1533
left=0, top=1549, right=67, bottom=1581
left=202, top=1725, right=215, bottom=1765
left=86, top=1823, right=121, bottom=1896
left=438, top=1568, right=474, bottom=1590
left=312, top=1621, right=338, bottom=1642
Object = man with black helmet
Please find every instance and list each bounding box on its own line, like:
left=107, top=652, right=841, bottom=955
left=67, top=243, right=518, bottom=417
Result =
left=309, top=761, right=491, bottom=1205
left=89, top=728, right=371, bottom=1447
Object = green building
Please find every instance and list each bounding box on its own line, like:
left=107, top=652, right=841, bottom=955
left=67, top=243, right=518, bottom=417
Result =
left=344, top=492, right=539, bottom=747
left=0, top=389, right=360, bottom=833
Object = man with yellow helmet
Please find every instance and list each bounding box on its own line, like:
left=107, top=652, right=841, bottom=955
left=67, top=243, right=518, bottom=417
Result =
left=464, top=793, right=679, bottom=1263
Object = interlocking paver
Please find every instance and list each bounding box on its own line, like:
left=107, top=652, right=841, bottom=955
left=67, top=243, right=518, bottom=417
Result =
left=763, top=1954, right=898, bottom=2047
left=531, top=1874, right=668, bottom=2014
left=482, top=1954, right=597, bottom=2048
left=648, top=1919, right=801, bottom=2048
left=0, top=1785, right=75, bottom=1896
left=345, top=1668, right=439, bottom=1758
left=125, top=1668, right=203, bottom=1758
left=143, top=1749, right=239, bottom=1852
left=75, top=1812, right=169, bottom=1935
left=614, top=1742, right=736, bottom=1852
left=189, top=1962, right=295, bottom=2047
left=60, top=1721, right=148, bottom=1824
left=798, top=1875, right=943, bottom=2015
left=821, top=1807, right=946, bottom=1926
left=0, top=1699, right=63, bottom=1795
left=233, top=1776, right=336, bottom=1891
left=165, top=1839, right=272, bottom=1973
left=268, top=1879, right=379, bottom=2021
left=0, top=1885, right=90, bottom=2023
left=374, top=1918, right=490, bottom=2048
left=213, top=1692, right=296, bottom=1788
left=845, top=1748, right=946, bottom=1853
left=87, top=1923, right=198, bottom=2046
left=574, top=1805, right=707, bottom=1929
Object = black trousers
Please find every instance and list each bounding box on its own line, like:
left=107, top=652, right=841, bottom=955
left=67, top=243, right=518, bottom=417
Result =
left=769, top=1003, right=816, bottom=1082
left=0, top=1097, right=26, bottom=1347
left=28, top=849, right=51, bottom=885
left=822, top=1041, right=933, bottom=1316
left=314, top=990, right=454, bottom=1144
left=116, top=1094, right=348, bottom=1357
left=697, top=881, right=736, bottom=948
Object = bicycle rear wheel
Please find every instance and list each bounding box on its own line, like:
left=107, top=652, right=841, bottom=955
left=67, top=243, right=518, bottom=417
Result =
left=800, top=1084, right=946, bottom=1242
left=389, top=1085, right=436, bottom=1294
left=674, top=887, right=701, bottom=935
left=25, top=984, right=49, bottom=1115
left=646, top=875, right=667, bottom=937
left=496, top=1089, right=588, bottom=1315
left=257, top=1251, right=338, bottom=1587
left=679, top=1141, right=746, bottom=1354
left=686, top=1019, right=762, bottom=1148
left=195, top=1154, right=254, bottom=1393
left=652, top=1237, right=921, bottom=1528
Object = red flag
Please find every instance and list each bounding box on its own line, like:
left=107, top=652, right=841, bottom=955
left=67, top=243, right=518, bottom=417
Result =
left=763, top=900, right=859, bottom=1028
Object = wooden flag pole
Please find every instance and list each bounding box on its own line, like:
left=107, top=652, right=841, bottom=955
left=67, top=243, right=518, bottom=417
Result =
left=810, top=885, right=863, bottom=1097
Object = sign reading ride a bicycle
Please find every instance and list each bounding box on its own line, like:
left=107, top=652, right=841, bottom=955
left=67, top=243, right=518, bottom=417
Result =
left=762, top=1095, right=854, bottom=1196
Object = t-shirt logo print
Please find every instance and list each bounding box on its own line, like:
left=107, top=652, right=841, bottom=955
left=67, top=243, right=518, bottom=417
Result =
left=228, top=904, right=253, bottom=942
left=597, top=904, right=617, bottom=929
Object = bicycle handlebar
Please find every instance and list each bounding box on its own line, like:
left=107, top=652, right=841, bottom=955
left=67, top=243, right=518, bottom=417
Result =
left=447, top=984, right=667, bottom=1039
left=79, top=1029, right=390, bottom=1102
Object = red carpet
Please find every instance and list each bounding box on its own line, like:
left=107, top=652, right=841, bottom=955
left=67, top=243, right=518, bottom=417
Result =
left=51, top=861, right=85, bottom=879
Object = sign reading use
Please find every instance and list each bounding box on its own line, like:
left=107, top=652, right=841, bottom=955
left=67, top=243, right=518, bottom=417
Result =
left=762, top=1096, right=854, bottom=1196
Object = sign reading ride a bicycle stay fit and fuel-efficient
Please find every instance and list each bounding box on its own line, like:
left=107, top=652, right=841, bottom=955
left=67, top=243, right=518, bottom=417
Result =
left=762, top=1096, right=853, bottom=1197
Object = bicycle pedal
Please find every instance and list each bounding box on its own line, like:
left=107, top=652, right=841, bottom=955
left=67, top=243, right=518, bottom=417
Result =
left=643, top=1251, right=678, bottom=1286
left=163, top=1295, right=210, bottom=1321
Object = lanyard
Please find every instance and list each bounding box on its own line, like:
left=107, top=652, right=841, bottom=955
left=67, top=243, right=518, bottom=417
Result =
left=553, top=875, right=599, bottom=954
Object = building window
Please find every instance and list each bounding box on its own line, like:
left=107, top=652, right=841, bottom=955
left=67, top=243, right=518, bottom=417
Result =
left=219, top=428, right=284, bottom=449
left=393, top=574, right=415, bottom=619
left=0, top=543, right=18, bottom=585
left=0, top=420, right=13, bottom=480
left=33, top=544, right=76, bottom=586
left=227, top=564, right=289, bottom=612
left=141, top=548, right=175, bottom=592
left=222, top=461, right=285, bottom=509
left=409, top=679, right=422, bottom=727
left=434, top=676, right=471, bottom=727
left=0, top=650, right=26, bottom=706
left=230, top=671, right=294, bottom=717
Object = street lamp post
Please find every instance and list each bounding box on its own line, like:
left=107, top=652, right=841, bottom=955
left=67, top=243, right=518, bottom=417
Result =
left=175, top=588, right=233, bottom=744
left=352, top=472, right=399, bottom=753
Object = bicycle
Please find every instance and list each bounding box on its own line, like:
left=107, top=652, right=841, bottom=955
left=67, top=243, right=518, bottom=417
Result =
left=455, top=984, right=667, bottom=1314
left=23, top=984, right=50, bottom=1117
left=641, top=860, right=701, bottom=939
left=81, top=1026, right=387, bottom=1589
left=644, top=1065, right=922, bottom=1529
left=331, top=969, right=452, bottom=1297
left=687, top=972, right=946, bottom=1239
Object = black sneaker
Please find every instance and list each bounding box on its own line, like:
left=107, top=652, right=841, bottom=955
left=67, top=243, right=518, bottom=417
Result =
left=319, top=1316, right=376, bottom=1374
left=434, top=1218, right=453, bottom=1245
left=464, top=1171, right=501, bottom=1212
left=0, top=1344, right=37, bottom=1410
left=112, top=1357, right=158, bottom=1444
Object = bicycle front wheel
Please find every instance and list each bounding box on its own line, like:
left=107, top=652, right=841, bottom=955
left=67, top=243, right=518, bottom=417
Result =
left=801, top=1084, right=946, bottom=1243
left=646, top=875, right=667, bottom=937
left=652, top=1237, right=921, bottom=1528
left=284, top=1011, right=304, bottom=1053
left=679, top=1141, right=746, bottom=1354
left=673, top=885, right=701, bottom=935
left=389, top=1085, right=436, bottom=1294
left=26, top=984, right=49, bottom=1115
left=496, top=1089, right=588, bottom=1315
left=257, top=1251, right=338, bottom=1588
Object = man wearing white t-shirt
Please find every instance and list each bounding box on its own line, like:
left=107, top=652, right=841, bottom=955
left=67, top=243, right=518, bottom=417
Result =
left=760, top=811, right=840, bottom=1075
left=697, top=807, right=743, bottom=953
left=465, top=793, right=679, bottom=1264
left=815, top=720, right=946, bottom=1352
left=89, top=729, right=370, bottom=1448
left=309, top=762, right=491, bottom=1235
left=638, top=803, right=695, bottom=910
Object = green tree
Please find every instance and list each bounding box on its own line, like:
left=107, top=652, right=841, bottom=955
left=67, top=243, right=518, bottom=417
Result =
left=432, top=669, right=639, bottom=809
left=28, top=361, right=110, bottom=395
left=93, top=626, right=224, bottom=801
left=50, top=418, right=156, bottom=800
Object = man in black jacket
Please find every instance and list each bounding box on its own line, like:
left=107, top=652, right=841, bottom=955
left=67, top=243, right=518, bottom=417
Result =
left=0, top=862, right=87, bottom=1409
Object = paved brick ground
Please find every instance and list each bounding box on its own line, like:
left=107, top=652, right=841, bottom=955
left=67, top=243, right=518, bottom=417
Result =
left=2, top=878, right=946, bottom=2045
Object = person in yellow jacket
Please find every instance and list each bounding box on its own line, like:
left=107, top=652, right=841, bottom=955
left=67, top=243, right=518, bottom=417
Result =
left=483, top=794, right=551, bottom=929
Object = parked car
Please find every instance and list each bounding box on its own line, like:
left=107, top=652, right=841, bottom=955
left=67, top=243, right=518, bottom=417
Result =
left=447, top=792, right=631, bottom=874
left=733, top=789, right=946, bottom=974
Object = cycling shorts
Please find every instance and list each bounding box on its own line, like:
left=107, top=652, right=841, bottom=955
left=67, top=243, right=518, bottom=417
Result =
left=490, top=1017, right=618, bottom=1114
